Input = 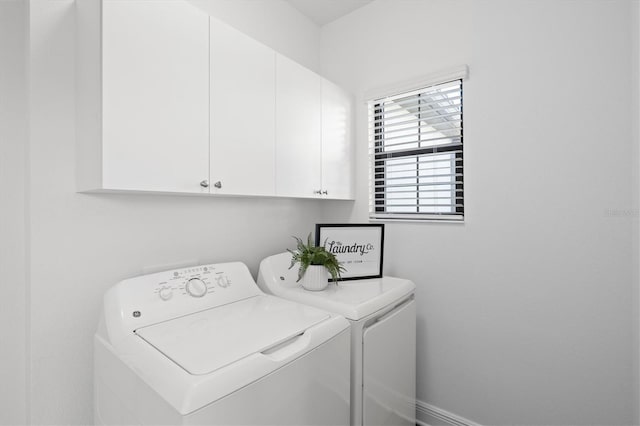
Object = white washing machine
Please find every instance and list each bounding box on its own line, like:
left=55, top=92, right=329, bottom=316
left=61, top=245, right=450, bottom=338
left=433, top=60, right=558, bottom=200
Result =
left=257, top=253, right=416, bottom=426
left=94, top=261, right=351, bottom=425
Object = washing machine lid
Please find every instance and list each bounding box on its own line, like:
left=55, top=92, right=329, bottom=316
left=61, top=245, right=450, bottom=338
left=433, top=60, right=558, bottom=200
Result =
left=135, top=295, right=330, bottom=375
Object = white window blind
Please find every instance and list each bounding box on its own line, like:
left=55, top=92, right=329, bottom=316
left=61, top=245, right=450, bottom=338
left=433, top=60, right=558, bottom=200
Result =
left=368, top=79, right=464, bottom=221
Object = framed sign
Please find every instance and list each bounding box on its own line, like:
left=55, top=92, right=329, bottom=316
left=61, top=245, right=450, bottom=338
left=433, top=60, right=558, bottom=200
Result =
left=315, top=224, right=385, bottom=281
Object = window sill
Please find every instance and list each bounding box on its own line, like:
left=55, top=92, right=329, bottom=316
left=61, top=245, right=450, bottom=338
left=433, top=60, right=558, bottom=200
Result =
left=368, top=217, right=464, bottom=224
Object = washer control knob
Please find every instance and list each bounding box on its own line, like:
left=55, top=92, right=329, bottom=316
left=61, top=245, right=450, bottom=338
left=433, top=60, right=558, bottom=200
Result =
left=216, top=275, right=230, bottom=288
left=158, top=286, right=173, bottom=301
left=186, top=278, right=207, bottom=298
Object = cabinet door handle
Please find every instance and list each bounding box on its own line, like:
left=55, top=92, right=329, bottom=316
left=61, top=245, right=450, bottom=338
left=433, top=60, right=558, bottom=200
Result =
left=313, top=189, right=322, bottom=195
left=200, top=180, right=209, bottom=188
left=322, top=190, right=328, bottom=195
left=213, top=181, right=222, bottom=189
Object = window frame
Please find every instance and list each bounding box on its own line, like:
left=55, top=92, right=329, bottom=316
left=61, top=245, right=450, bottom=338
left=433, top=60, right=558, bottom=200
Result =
left=366, top=67, right=468, bottom=223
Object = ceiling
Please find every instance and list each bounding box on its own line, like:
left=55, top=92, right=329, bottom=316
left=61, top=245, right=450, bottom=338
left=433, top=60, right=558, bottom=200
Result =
left=286, top=0, right=374, bottom=26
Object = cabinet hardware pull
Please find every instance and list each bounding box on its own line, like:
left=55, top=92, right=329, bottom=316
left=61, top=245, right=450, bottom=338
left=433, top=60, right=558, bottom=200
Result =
left=200, top=180, right=209, bottom=188
left=313, top=189, right=322, bottom=195
left=213, top=181, right=222, bottom=189
left=322, top=190, right=328, bottom=195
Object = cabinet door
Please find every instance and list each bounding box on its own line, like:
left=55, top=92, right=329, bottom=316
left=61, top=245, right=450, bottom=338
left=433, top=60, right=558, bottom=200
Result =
left=321, top=79, right=354, bottom=200
left=275, top=54, right=322, bottom=198
left=102, top=0, right=209, bottom=193
left=210, top=18, right=276, bottom=196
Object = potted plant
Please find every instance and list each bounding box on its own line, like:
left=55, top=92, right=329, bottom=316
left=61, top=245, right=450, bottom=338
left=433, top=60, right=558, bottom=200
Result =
left=288, top=234, right=345, bottom=291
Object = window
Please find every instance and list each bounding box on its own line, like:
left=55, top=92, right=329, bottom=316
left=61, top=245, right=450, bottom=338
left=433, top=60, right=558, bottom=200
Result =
left=368, top=78, right=464, bottom=221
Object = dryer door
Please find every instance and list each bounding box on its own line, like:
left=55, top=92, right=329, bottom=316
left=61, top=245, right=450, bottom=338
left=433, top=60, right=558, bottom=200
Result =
left=362, top=298, right=416, bottom=426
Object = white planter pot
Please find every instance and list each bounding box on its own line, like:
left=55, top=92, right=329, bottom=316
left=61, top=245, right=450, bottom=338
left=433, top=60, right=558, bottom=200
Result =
left=301, top=265, right=329, bottom=291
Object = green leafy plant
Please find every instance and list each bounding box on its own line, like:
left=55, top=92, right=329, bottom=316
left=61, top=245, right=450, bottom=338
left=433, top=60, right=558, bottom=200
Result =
left=288, top=233, right=346, bottom=283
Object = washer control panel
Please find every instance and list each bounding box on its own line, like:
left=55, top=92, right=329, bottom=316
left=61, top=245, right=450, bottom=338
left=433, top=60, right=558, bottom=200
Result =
left=150, top=265, right=236, bottom=302
left=104, top=262, right=262, bottom=335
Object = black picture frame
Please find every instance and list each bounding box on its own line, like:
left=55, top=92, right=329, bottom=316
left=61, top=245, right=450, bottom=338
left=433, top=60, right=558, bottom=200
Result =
left=315, top=223, right=385, bottom=281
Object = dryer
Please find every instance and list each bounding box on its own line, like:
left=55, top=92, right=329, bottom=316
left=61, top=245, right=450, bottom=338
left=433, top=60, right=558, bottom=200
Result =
left=258, top=253, right=416, bottom=426
left=94, top=261, right=351, bottom=425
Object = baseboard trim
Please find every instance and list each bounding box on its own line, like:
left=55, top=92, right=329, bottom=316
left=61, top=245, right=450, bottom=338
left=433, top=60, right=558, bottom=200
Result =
left=416, top=400, right=481, bottom=426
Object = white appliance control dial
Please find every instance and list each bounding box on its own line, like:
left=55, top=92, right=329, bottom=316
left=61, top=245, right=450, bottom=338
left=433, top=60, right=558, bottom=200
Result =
left=158, top=286, right=173, bottom=301
left=215, top=275, right=230, bottom=288
left=185, top=278, right=207, bottom=298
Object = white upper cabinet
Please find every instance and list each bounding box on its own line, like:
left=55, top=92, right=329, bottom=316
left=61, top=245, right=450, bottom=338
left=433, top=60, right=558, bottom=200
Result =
left=322, top=79, right=354, bottom=200
left=77, top=1, right=353, bottom=200
left=77, top=0, right=210, bottom=194
left=274, top=56, right=354, bottom=200
left=209, top=18, right=276, bottom=196
left=275, top=54, right=322, bottom=198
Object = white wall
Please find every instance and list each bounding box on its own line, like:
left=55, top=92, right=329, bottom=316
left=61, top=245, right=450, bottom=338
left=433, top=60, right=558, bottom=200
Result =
left=0, top=1, right=28, bottom=424
left=26, top=0, right=323, bottom=424
left=189, top=0, right=320, bottom=73
left=321, top=0, right=637, bottom=424
left=633, top=1, right=640, bottom=423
